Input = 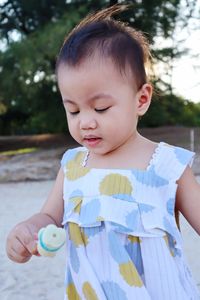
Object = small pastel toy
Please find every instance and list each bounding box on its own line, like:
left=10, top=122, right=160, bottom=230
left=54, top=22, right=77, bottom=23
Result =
left=37, top=224, right=66, bottom=257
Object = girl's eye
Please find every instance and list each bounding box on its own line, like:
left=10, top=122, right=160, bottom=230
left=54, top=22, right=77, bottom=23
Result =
left=95, top=107, right=110, bottom=113
left=69, top=111, right=79, bottom=115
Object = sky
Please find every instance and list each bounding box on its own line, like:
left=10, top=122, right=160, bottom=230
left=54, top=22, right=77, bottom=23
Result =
left=170, top=0, right=200, bottom=103
left=172, top=40, right=200, bottom=103
left=154, top=0, right=200, bottom=103
left=0, top=0, right=200, bottom=103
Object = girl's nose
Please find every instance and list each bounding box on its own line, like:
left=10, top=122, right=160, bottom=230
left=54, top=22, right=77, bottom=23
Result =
left=79, top=116, right=97, bottom=130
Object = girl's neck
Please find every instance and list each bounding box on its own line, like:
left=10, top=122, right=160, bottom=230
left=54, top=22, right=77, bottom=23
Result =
left=86, top=132, right=157, bottom=170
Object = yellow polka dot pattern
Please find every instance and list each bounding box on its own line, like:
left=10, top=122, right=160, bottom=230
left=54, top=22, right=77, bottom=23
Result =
left=128, top=235, right=141, bottom=244
left=81, top=229, right=89, bottom=246
left=99, top=174, right=133, bottom=196
left=119, top=261, right=143, bottom=287
left=66, top=283, right=81, bottom=300
left=66, top=152, right=90, bottom=180
left=69, top=196, right=82, bottom=212
left=82, top=282, right=99, bottom=300
left=69, top=223, right=88, bottom=246
left=74, top=200, right=82, bottom=214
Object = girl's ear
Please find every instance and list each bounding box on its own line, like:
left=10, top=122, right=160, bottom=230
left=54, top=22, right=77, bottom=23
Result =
left=137, top=83, right=152, bottom=116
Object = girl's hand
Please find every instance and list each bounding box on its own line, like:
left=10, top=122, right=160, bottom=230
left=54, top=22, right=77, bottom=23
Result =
left=6, top=222, right=39, bottom=263
left=6, top=168, right=64, bottom=263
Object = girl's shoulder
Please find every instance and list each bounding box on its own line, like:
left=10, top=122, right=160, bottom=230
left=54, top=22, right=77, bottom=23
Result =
left=155, top=142, right=195, bottom=181
left=60, top=146, right=87, bottom=167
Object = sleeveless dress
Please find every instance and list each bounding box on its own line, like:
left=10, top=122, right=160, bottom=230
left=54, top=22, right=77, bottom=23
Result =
left=61, top=142, right=200, bottom=300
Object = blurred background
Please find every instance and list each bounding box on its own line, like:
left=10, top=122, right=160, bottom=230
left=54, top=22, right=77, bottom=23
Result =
left=0, top=0, right=200, bottom=179
left=0, top=0, right=200, bottom=135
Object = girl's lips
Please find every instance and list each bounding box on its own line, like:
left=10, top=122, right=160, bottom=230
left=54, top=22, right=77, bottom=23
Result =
left=84, top=137, right=102, bottom=147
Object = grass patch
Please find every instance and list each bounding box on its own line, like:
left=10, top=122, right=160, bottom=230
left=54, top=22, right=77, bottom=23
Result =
left=0, top=147, right=38, bottom=156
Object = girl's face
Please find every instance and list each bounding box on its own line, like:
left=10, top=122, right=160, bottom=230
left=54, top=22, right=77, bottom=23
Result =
left=57, top=57, right=151, bottom=156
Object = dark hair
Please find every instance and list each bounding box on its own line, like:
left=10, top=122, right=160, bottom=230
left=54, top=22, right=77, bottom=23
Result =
left=56, top=5, right=151, bottom=90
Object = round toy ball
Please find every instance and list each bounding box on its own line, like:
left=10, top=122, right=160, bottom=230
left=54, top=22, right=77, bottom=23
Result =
left=37, top=224, right=66, bottom=257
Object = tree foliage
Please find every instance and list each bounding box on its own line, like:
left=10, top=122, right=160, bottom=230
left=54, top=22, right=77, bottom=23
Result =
left=140, top=93, right=200, bottom=128
left=0, top=0, right=70, bottom=39
left=0, top=0, right=199, bottom=134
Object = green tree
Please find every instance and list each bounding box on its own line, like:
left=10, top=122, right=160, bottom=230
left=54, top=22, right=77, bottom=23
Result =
left=140, top=93, right=200, bottom=128
left=0, top=0, right=69, bottom=39
left=0, top=0, right=198, bottom=134
left=0, top=8, right=82, bottom=133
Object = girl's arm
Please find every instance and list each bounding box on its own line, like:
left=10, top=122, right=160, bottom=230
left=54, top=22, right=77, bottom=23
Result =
left=176, top=166, right=200, bottom=235
left=24, top=166, right=64, bottom=227
left=40, top=167, right=64, bottom=226
left=6, top=167, right=64, bottom=263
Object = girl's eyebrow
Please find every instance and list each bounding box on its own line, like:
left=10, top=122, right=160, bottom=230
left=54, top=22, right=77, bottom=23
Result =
left=63, top=93, right=114, bottom=104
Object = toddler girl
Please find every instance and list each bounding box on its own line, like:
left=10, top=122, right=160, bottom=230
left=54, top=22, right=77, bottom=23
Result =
left=6, top=5, right=200, bottom=300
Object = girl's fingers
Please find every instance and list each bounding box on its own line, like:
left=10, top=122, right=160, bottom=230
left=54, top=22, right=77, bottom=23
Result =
left=15, top=225, right=38, bottom=255
left=6, top=223, right=39, bottom=261
left=34, top=232, right=38, bottom=241
left=27, top=241, right=39, bottom=256
left=6, top=233, right=29, bottom=261
left=7, top=239, right=31, bottom=263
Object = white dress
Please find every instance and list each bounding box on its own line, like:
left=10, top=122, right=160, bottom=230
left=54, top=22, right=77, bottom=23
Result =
left=61, top=142, right=200, bottom=300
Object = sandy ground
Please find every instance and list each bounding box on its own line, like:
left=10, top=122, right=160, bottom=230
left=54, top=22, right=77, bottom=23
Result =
left=0, top=181, right=65, bottom=300
left=0, top=180, right=200, bottom=300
